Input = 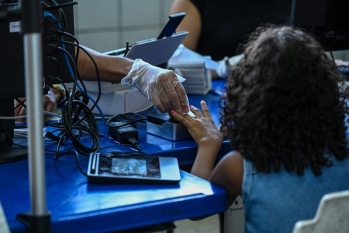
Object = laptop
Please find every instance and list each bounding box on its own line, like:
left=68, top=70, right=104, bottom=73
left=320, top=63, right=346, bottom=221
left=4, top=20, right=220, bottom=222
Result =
left=87, top=152, right=181, bottom=184
left=104, top=12, right=188, bottom=67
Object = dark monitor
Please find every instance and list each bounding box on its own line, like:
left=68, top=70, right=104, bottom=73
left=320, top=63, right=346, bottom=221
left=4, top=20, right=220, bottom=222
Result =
left=0, top=0, right=75, bottom=100
left=0, top=0, right=75, bottom=163
left=290, top=0, right=349, bottom=51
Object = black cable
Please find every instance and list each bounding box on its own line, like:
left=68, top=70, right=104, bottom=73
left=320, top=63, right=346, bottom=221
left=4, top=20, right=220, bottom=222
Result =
left=14, top=97, right=26, bottom=108
left=61, top=99, right=100, bottom=156
left=43, top=44, right=101, bottom=156
left=57, top=38, right=102, bottom=112
left=12, top=97, right=27, bottom=117
left=44, top=14, right=86, bottom=99
left=53, top=30, right=80, bottom=75
left=47, top=149, right=88, bottom=176
left=54, top=34, right=88, bottom=95
left=47, top=33, right=86, bottom=107
left=127, top=137, right=141, bottom=152
left=52, top=45, right=90, bottom=124
left=45, top=56, right=60, bottom=78
left=53, top=30, right=109, bottom=144
left=44, top=0, right=77, bottom=25
left=45, top=1, right=77, bottom=11
left=329, top=39, right=336, bottom=62
left=73, top=150, right=87, bottom=176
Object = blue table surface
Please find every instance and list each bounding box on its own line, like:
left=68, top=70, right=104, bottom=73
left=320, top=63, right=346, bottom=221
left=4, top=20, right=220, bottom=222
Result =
left=0, top=79, right=230, bottom=233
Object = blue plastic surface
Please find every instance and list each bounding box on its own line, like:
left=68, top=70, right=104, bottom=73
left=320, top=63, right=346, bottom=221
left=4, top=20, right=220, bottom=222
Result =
left=1, top=80, right=230, bottom=232
left=0, top=157, right=227, bottom=233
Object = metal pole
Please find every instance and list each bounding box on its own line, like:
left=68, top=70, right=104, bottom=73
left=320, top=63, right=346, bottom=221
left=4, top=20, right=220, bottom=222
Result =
left=24, top=32, right=48, bottom=214
left=16, top=0, right=51, bottom=232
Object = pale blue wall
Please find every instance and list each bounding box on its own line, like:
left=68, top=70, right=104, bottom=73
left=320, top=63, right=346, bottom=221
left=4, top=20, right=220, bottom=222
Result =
left=73, top=0, right=173, bottom=52
left=72, top=0, right=349, bottom=60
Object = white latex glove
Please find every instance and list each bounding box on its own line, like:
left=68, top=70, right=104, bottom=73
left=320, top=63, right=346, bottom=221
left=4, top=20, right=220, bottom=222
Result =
left=216, top=54, right=244, bottom=79
left=121, top=58, right=189, bottom=114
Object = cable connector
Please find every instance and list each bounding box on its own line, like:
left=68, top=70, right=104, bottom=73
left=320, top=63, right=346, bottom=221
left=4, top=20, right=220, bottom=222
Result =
left=127, top=137, right=141, bottom=151
left=45, top=131, right=60, bottom=142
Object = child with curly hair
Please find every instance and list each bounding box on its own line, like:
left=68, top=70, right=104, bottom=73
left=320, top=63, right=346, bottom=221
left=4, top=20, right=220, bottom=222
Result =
left=171, top=25, right=349, bottom=233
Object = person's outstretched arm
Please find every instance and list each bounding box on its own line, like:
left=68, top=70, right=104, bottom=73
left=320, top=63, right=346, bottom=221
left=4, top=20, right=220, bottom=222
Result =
left=77, top=45, right=132, bottom=82
left=171, top=100, right=223, bottom=180
left=171, top=100, right=243, bottom=207
left=77, top=45, right=190, bottom=115
left=15, top=45, right=190, bottom=120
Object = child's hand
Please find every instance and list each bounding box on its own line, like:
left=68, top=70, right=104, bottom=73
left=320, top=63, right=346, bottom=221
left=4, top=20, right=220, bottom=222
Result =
left=171, top=100, right=223, bottom=147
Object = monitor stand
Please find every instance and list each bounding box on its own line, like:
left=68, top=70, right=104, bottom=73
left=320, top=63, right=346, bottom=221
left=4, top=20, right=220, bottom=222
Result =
left=0, top=138, right=27, bottom=163
left=0, top=99, right=27, bottom=163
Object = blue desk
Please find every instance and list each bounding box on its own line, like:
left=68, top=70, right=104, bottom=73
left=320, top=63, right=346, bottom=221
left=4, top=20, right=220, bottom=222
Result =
left=0, top=80, right=230, bottom=233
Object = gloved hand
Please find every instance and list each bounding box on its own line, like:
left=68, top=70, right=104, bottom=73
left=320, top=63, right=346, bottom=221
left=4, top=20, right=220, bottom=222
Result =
left=121, top=58, right=189, bottom=115
left=216, top=54, right=244, bottom=79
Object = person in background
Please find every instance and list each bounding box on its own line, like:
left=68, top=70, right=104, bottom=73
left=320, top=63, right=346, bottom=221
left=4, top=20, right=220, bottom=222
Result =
left=169, top=0, right=349, bottom=78
left=171, top=25, right=349, bottom=232
left=14, top=45, right=190, bottom=122
left=169, top=0, right=291, bottom=78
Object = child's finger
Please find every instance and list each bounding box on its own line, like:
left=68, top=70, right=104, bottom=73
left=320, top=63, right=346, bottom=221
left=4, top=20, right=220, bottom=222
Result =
left=190, top=104, right=203, bottom=118
left=171, top=110, right=190, bottom=127
left=200, top=100, right=213, bottom=121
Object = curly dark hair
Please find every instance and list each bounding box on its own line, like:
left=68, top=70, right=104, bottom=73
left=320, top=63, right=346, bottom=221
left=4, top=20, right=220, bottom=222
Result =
left=219, top=25, right=349, bottom=176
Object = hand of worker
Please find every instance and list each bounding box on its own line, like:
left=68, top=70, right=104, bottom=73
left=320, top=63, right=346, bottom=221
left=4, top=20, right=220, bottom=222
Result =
left=121, top=58, right=189, bottom=115
left=14, top=88, right=61, bottom=123
left=216, top=54, right=244, bottom=79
